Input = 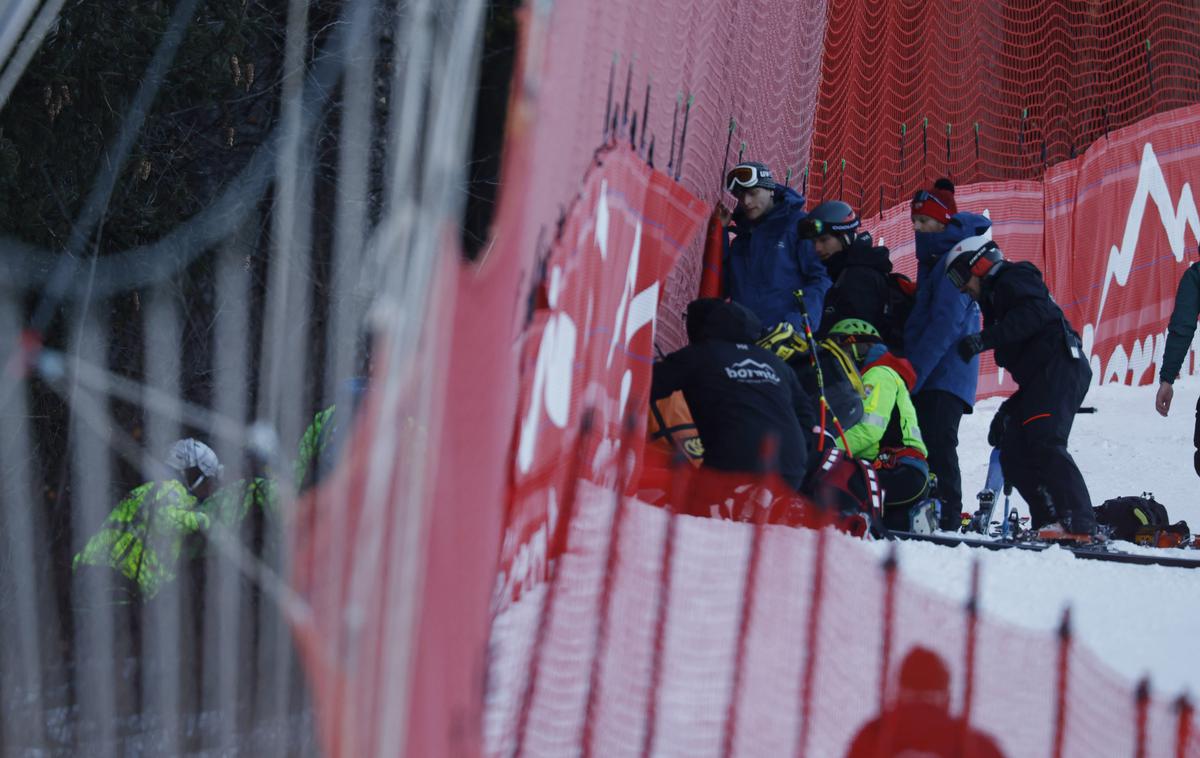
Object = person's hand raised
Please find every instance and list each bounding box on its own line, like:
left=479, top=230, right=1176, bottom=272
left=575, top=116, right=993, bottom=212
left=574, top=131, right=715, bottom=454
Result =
left=713, top=202, right=732, bottom=226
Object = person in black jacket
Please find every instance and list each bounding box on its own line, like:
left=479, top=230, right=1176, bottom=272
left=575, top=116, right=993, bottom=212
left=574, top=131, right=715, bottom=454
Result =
left=651, top=298, right=818, bottom=490
left=799, top=200, right=896, bottom=343
left=1154, top=260, right=1200, bottom=478
left=947, top=238, right=1099, bottom=539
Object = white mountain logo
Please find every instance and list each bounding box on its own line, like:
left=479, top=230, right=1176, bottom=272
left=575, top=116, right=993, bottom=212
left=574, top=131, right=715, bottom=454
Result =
left=1084, top=141, right=1200, bottom=384
left=725, top=358, right=780, bottom=384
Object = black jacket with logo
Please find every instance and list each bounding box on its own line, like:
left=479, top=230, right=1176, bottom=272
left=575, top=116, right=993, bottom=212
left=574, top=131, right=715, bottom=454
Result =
left=651, top=300, right=816, bottom=489
left=979, top=261, right=1082, bottom=386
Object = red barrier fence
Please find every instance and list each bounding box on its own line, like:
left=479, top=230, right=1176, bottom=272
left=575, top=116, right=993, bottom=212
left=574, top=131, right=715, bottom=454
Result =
left=809, top=0, right=1200, bottom=211
left=485, top=469, right=1200, bottom=757
left=289, top=0, right=1200, bottom=753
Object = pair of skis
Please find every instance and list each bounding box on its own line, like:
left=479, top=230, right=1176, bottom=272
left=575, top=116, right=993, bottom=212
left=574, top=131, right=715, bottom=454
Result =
left=891, top=528, right=1200, bottom=569
left=893, top=448, right=1200, bottom=569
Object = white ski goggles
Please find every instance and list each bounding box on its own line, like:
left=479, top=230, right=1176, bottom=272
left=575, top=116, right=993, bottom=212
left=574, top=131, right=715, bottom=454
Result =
left=725, top=164, right=771, bottom=193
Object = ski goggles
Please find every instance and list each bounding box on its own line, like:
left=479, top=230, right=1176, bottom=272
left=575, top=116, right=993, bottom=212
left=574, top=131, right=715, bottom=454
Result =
left=797, top=215, right=860, bottom=240
left=725, top=164, right=771, bottom=193
left=946, top=242, right=999, bottom=288
left=910, top=189, right=950, bottom=212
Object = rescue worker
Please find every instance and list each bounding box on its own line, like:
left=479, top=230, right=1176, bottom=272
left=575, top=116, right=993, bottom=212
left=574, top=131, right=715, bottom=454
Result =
left=825, top=319, right=934, bottom=531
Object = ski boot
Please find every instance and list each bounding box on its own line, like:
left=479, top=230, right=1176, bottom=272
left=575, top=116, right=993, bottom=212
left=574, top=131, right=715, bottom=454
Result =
left=906, top=499, right=940, bottom=535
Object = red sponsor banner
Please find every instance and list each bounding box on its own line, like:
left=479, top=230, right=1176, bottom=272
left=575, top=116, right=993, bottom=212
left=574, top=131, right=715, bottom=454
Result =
left=1046, top=105, right=1200, bottom=388
left=498, top=145, right=708, bottom=609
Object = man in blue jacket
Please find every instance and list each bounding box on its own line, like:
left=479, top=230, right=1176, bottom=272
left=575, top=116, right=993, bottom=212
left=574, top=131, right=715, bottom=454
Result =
left=904, top=179, right=984, bottom=530
left=721, top=161, right=831, bottom=333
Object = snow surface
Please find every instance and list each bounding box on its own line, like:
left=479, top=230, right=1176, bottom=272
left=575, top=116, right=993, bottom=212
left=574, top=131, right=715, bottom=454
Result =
left=869, top=373, right=1200, bottom=698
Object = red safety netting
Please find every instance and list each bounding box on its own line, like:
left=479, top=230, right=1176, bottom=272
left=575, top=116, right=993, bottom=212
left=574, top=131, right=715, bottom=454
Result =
left=290, top=0, right=1200, bottom=753
left=502, top=0, right=829, bottom=357
left=484, top=471, right=1200, bottom=758
left=808, top=0, right=1200, bottom=209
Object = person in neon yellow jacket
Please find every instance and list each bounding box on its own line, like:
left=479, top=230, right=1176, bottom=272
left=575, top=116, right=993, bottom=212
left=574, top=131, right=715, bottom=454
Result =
left=74, top=406, right=338, bottom=600
left=826, top=319, right=936, bottom=532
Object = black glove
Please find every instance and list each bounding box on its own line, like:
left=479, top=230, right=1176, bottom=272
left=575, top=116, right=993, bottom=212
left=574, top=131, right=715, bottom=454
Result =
left=957, top=333, right=986, bottom=362
left=1194, top=450, right=1199, bottom=479
left=988, top=404, right=1010, bottom=448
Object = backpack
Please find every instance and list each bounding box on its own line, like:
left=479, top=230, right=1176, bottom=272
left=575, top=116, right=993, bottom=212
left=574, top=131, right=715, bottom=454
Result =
left=647, top=391, right=704, bottom=466
left=787, top=340, right=867, bottom=430
left=805, top=447, right=883, bottom=537
left=882, top=272, right=916, bottom=354
left=1093, top=494, right=1191, bottom=546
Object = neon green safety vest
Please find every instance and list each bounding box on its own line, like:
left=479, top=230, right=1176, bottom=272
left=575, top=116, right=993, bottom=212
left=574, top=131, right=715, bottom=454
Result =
left=74, top=405, right=335, bottom=598
left=838, top=363, right=926, bottom=462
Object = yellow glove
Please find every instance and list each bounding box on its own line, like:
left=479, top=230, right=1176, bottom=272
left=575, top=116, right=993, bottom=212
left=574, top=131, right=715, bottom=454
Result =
left=756, top=322, right=809, bottom=361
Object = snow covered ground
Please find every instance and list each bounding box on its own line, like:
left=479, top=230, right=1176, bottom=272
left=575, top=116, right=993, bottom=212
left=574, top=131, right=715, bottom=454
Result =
left=866, top=372, right=1200, bottom=697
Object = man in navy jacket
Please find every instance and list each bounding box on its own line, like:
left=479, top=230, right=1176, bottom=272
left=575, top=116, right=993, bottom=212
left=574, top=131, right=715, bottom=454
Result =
left=905, top=181, right=984, bottom=530
left=721, top=161, right=831, bottom=334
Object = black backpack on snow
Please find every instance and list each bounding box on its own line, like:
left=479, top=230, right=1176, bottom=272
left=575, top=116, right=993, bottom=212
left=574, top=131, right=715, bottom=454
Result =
left=1093, top=494, right=1190, bottom=545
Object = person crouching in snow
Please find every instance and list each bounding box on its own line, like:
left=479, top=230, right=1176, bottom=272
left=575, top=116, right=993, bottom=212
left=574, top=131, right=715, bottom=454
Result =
left=946, top=237, right=1099, bottom=540
left=824, top=319, right=935, bottom=531
left=651, top=298, right=818, bottom=492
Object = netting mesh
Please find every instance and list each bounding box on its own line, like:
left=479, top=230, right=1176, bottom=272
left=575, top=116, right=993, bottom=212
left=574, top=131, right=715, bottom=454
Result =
left=506, top=0, right=827, bottom=356
left=485, top=481, right=1200, bottom=758
left=808, top=0, right=1200, bottom=207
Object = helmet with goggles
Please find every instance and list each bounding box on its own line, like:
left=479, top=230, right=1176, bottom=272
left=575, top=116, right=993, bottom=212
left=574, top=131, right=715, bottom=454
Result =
left=798, top=200, right=861, bottom=247
left=944, top=236, right=1003, bottom=289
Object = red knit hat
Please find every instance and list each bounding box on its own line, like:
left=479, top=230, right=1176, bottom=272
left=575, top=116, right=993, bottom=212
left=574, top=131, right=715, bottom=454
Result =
left=910, top=178, right=957, bottom=225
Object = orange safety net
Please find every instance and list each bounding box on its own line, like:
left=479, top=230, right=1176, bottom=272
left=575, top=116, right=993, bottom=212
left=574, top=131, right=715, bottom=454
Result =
left=808, top=0, right=1200, bottom=210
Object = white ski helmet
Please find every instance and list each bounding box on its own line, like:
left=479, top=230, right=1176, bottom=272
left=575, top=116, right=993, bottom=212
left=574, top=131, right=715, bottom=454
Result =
left=945, top=234, right=1003, bottom=288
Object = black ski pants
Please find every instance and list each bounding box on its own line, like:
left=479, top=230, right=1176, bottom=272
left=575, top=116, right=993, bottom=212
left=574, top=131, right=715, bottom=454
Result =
left=1194, top=393, right=1200, bottom=478
left=997, top=356, right=1096, bottom=532
left=912, top=390, right=968, bottom=529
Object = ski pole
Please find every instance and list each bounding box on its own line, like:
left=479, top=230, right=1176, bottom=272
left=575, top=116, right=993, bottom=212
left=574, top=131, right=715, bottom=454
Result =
left=792, top=289, right=851, bottom=453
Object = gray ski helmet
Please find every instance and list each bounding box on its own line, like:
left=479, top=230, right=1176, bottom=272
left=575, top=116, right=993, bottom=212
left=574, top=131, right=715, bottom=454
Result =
left=165, top=438, right=224, bottom=487
left=799, top=200, right=861, bottom=247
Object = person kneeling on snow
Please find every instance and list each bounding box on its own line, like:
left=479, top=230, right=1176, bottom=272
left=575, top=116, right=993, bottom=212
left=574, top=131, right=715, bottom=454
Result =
left=651, top=298, right=818, bottom=491
left=824, top=319, right=934, bottom=531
